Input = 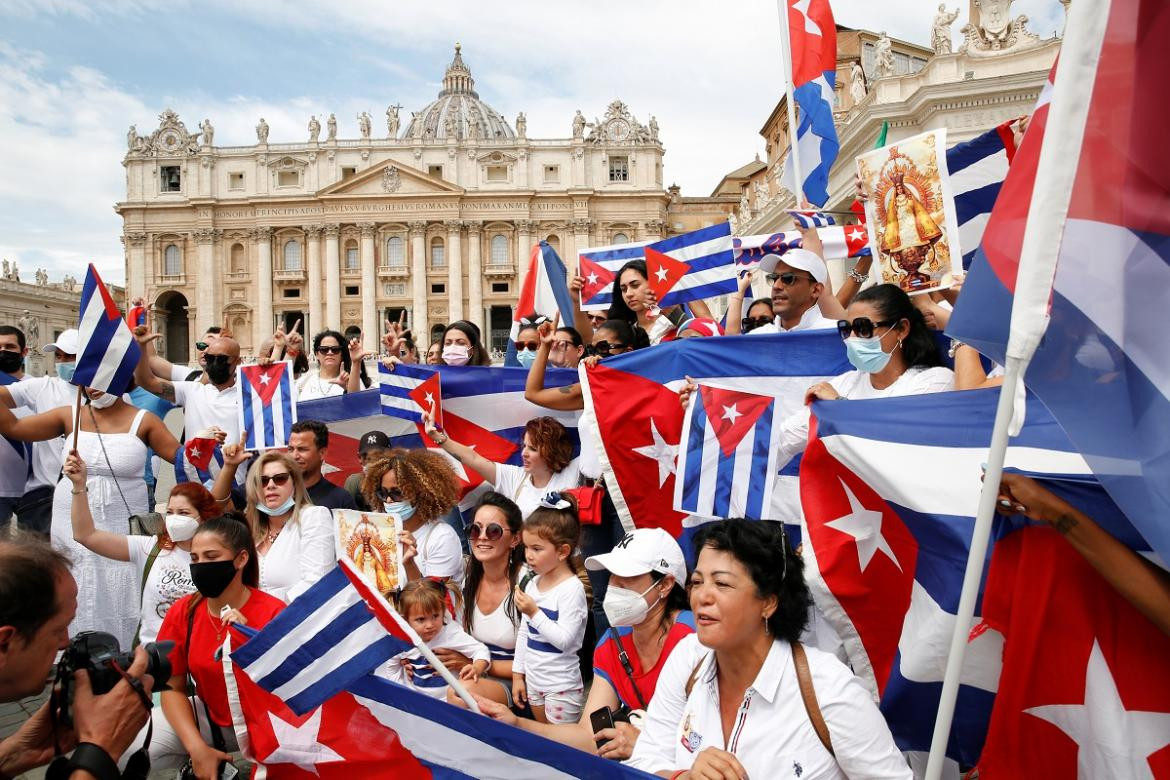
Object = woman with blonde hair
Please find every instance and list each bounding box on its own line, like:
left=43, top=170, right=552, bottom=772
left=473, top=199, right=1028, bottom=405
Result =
left=360, top=448, right=463, bottom=585
left=212, top=446, right=335, bottom=602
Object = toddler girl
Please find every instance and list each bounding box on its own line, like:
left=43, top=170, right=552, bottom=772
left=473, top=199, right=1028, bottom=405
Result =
left=384, top=579, right=490, bottom=698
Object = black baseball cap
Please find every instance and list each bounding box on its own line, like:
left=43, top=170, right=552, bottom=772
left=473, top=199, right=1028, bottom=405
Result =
left=358, top=430, right=391, bottom=454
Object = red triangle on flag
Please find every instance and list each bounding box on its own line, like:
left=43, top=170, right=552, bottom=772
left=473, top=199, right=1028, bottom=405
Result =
left=407, top=373, right=443, bottom=429
left=844, top=224, right=870, bottom=256
left=241, top=363, right=287, bottom=406
left=420, top=412, right=517, bottom=498
left=184, top=437, right=218, bottom=471
left=578, top=254, right=615, bottom=304
left=643, top=246, right=690, bottom=302
left=698, top=386, right=774, bottom=457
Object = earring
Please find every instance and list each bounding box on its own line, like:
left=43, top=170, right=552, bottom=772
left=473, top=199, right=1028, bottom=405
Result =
left=762, top=614, right=771, bottom=634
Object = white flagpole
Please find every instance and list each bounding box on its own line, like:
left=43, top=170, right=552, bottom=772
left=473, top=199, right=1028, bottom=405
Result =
left=922, top=1, right=1112, bottom=777
left=775, top=0, right=804, bottom=201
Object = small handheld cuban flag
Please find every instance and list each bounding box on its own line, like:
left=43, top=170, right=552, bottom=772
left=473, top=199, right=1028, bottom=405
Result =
left=673, top=383, right=783, bottom=520
left=73, top=264, right=141, bottom=396
left=237, top=361, right=297, bottom=451
left=788, top=209, right=836, bottom=229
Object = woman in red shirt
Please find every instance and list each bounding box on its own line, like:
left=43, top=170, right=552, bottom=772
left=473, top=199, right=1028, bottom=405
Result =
left=148, top=512, right=285, bottom=778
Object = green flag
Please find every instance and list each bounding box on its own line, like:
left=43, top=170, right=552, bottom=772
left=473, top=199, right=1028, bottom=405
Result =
left=874, top=121, right=889, bottom=149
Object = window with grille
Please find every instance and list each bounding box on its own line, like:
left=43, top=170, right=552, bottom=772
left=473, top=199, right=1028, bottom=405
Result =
left=608, top=156, right=629, bottom=182
left=163, top=244, right=181, bottom=276
left=386, top=236, right=406, bottom=267
left=612, top=232, right=629, bottom=244
left=490, top=235, right=508, bottom=265
left=283, top=240, right=302, bottom=270
left=430, top=238, right=445, bottom=268
left=345, top=243, right=359, bottom=270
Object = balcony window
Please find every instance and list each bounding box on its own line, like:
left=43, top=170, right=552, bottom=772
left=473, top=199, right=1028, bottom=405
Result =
left=283, top=240, right=302, bottom=271
left=163, top=244, right=181, bottom=276
left=490, top=235, right=508, bottom=265
left=386, top=236, right=406, bottom=268
left=430, top=238, right=445, bottom=268
left=608, top=156, right=629, bottom=182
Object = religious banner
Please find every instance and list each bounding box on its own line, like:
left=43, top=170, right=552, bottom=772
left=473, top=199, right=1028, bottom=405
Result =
left=856, top=129, right=961, bottom=295
left=335, top=509, right=404, bottom=597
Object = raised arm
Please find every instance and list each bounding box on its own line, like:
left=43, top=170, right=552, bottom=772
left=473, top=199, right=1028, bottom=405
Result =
left=723, top=271, right=754, bottom=336
left=0, top=403, right=71, bottom=443
left=210, top=433, right=250, bottom=503
left=799, top=224, right=847, bottom=321
left=132, top=329, right=175, bottom=402
left=524, top=321, right=583, bottom=412
left=62, top=450, right=130, bottom=562
left=568, top=274, right=596, bottom=342
left=953, top=344, right=1002, bottom=390
left=423, top=411, right=498, bottom=485
left=347, top=337, right=370, bottom=394
left=835, top=255, right=874, bottom=309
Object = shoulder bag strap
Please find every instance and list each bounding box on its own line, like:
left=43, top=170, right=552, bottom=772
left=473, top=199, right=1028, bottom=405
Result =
left=684, top=652, right=710, bottom=698
left=185, top=597, right=228, bottom=753
left=608, top=628, right=649, bottom=710
left=131, top=540, right=162, bottom=648
left=792, top=641, right=835, bottom=756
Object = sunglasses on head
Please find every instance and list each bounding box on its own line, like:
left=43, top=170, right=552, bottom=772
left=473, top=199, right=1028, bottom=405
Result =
left=741, top=316, right=773, bottom=332
left=316, top=345, right=342, bottom=354
left=375, top=487, right=405, bottom=503
left=195, top=341, right=209, bottom=351
left=516, top=341, right=539, bottom=351
left=259, top=472, right=291, bottom=487
left=765, top=271, right=814, bottom=286
left=588, top=341, right=626, bottom=356
left=519, top=315, right=550, bottom=327
left=467, top=522, right=506, bottom=541
left=836, top=317, right=898, bottom=340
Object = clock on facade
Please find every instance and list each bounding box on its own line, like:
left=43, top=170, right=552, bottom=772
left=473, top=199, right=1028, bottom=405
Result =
left=606, top=119, right=631, bottom=143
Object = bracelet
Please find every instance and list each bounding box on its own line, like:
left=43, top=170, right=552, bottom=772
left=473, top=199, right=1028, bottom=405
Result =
left=948, top=339, right=966, bottom=359
left=669, top=771, right=688, bottom=780
left=72, top=487, right=88, bottom=495
left=431, top=431, right=449, bottom=445
left=848, top=267, right=869, bottom=283
left=67, top=743, right=120, bottom=780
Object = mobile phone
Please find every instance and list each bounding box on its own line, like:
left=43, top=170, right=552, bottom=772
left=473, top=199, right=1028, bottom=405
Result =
left=590, top=706, right=615, bottom=748
left=219, top=762, right=240, bottom=780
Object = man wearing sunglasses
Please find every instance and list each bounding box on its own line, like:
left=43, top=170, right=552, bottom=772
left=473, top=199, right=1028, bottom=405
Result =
left=748, top=249, right=837, bottom=335
left=143, top=326, right=222, bottom=385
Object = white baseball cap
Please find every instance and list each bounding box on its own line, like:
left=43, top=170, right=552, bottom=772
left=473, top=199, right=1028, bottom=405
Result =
left=759, top=248, right=827, bottom=284
left=41, top=328, right=80, bottom=356
left=585, top=528, right=687, bottom=587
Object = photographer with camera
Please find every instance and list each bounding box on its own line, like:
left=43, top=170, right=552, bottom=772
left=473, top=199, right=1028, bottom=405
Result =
left=0, top=536, right=157, bottom=779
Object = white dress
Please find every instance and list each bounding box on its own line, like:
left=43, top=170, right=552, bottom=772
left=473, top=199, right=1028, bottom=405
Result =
left=51, top=408, right=150, bottom=650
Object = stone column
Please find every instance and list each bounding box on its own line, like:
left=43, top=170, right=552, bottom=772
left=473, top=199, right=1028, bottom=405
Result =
left=359, top=222, right=378, bottom=346
left=409, top=221, right=428, bottom=340
left=571, top=219, right=592, bottom=275
left=123, top=232, right=148, bottom=304
left=193, top=228, right=218, bottom=336
left=465, top=221, right=484, bottom=334
left=254, top=227, right=273, bottom=349
left=516, top=219, right=534, bottom=292
left=324, top=225, right=341, bottom=330
left=445, top=220, right=464, bottom=322
left=304, top=225, right=323, bottom=336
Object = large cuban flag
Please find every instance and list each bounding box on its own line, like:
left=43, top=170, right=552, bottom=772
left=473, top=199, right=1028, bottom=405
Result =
left=781, top=0, right=839, bottom=207
left=73, top=263, right=141, bottom=396
left=799, top=388, right=1163, bottom=771
left=948, top=121, right=1017, bottom=270
left=238, top=361, right=298, bottom=451
left=948, top=0, right=1170, bottom=568
left=505, top=241, right=575, bottom=366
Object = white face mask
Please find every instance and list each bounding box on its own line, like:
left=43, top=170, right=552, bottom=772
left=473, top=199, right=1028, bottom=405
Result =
left=88, top=391, right=118, bottom=409
left=165, top=513, right=200, bottom=542
left=602, top=581, right=661, bottom=628
left=442, top=344, right=470, bottom=366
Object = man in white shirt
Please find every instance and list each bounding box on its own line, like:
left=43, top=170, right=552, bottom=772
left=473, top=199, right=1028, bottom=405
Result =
left=148, top=325, right=222, bottom=384
left=0, top=328, right=79, bottom=534
left=749, top=248, right=838, bottom=334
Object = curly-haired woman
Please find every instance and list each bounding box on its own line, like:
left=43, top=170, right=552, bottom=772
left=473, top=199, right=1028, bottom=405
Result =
left=425, top=413, right=579, bottom=519
left=361, top=448, right=464, bottom=584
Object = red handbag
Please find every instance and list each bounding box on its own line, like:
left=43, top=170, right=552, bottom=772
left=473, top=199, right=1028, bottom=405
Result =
left=563, top=484, right=605, bottom=525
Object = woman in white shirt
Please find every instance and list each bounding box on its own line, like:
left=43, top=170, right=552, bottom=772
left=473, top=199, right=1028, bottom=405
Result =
left=295, top=330, right=365, bottom=401
left=425, top=413, right=579, bottom=520
left=627, top=519, right=911, bottom=779
left=359, top=448, right=464, bottom=584
left=213, top=448, right=334, bottom=602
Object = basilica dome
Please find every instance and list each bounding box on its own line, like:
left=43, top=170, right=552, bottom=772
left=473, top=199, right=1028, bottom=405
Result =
left=401, top=44, right=515, bottom=141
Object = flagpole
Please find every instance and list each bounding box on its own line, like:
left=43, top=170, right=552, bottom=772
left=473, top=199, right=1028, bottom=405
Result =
left=923, top=1, right=1112, bottom=776
left=775, top=0, right=804, bottom=202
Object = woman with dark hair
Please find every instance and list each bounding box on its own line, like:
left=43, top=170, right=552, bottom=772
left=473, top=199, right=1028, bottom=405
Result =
left=140, top=513, right=286, bottom=775
left=628, top=519, right=910, bottom=778
left=360, top=449, right=463, bottom=583
left=440, top=320, right=492, bottom=366
left=605, top=261, right=713, bottom=346
left=425, top=412, right=578, bottom=519
left=513, top=313, right=550, bottom=369
left=476, top=527, right=695, bottom=759
left=296, top=329, right=363, bottom=399
left=425, top=338, right=443, bottom=365
left=64, top=451, right=220, bottom=645
left=432, top=492, right=526, bottom=706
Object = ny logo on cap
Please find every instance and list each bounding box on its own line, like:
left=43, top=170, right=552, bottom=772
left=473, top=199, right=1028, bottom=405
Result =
left=615, top=533, right=635, bottom=550
left=366, top=435, right=379, bottom=443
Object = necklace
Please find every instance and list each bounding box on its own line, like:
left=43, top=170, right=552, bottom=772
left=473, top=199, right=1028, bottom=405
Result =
left=208, top=601, right=229, bottom=642
left=265, top=523, right=284, bottom=546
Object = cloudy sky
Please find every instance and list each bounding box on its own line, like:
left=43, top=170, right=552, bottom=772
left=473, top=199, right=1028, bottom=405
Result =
left=0, top=0, right=1065, bottom=284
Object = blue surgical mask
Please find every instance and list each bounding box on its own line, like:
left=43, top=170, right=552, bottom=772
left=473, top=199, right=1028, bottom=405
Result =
left=845, top=335, right=895, bottom=374
left=516, top=349, right=537, bottom=369
left=383, top=500, right=416, bottom=522
left=56, top=362, right=76, bottom=382
left=257, top=495, right=295, bottom=516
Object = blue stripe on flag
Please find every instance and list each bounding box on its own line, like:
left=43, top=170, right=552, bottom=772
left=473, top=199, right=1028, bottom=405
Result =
left=713, top=442, right=736, bottom=518
left=253, top=599, right=379, bottom=690
left=744, top=403, right=773, bottom=518
left=680, top=394, right=708, bottom=513
left=241, top=387, right=257, bottom=450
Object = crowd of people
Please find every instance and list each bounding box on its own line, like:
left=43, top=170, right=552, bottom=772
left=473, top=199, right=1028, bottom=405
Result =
left=1, top=201, right=1167, bottom=780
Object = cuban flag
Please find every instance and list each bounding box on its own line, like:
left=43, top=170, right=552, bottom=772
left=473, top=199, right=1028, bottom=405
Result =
left=580, top=330, right=849, bottom=538
left=782, top=0, right=839, bottom=206
left=800, top=387, right=1167, bottom=772
left=578, top=237, right=653, bottom=312
left=734, top=225, right=870, bottom=268
left=948, top=0, right=1170, bottom=569
left=380, top=364, right=579, bottom=507
left=675, top=384, right=782, bottom=520
left=788, top=209, right=835, bottom=228
left=231, top=559, right=418, bottom=715
left=73, top=264, right=141, bottom=395
left=238, top=361, right=297, bottom=451
left=505, top=241, right=575, bottom=366
left=948, top=121, right=1017, bottom=269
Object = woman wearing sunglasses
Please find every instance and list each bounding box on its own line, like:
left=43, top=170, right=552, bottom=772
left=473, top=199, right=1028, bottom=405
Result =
left=360, top=449, right=463, bottom=584
left=605, top=260, right=715, bottom=346
left=213, top=448, right=335, bottom=603
left=295, top=330, right=364, bottom=400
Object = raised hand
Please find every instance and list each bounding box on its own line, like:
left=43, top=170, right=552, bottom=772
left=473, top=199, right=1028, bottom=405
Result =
left=222, top=431, right=250, bottom=466
left=329, top=370, right=351, bottom=389
left=677, top=375, right=698, bottom=409
left=63, top=449, right=88, bottom=487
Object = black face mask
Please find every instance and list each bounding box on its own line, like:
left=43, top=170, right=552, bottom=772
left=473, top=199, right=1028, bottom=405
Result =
left=0, top=350, right=24, bottom=374
left=189, top=559, right=238, bottom=598
left=204, top=357, right=233, bottom=385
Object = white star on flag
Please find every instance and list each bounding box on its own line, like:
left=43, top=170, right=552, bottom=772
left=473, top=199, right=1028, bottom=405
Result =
left=654, top=267, right=669, bottom=283
left=259, top=372, right=271, bottom=385
left=825, top=478, right=902, bottom=572
left=189, top=448, right=202, bottom=460
left=847, top=226, right=867, bottom=243
left=1025, top=640, right=1170, bottom=780
left=262, top=708, right=343, bottom=773
left=587, top=272, right=599, bottom=285
left=633, top=417, right=678, bottom=488
left=720, top=404, right=742, bottom=425
left=423, top=392, right=435, bottom=409
left=793, top=0, right=822, bottom=35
